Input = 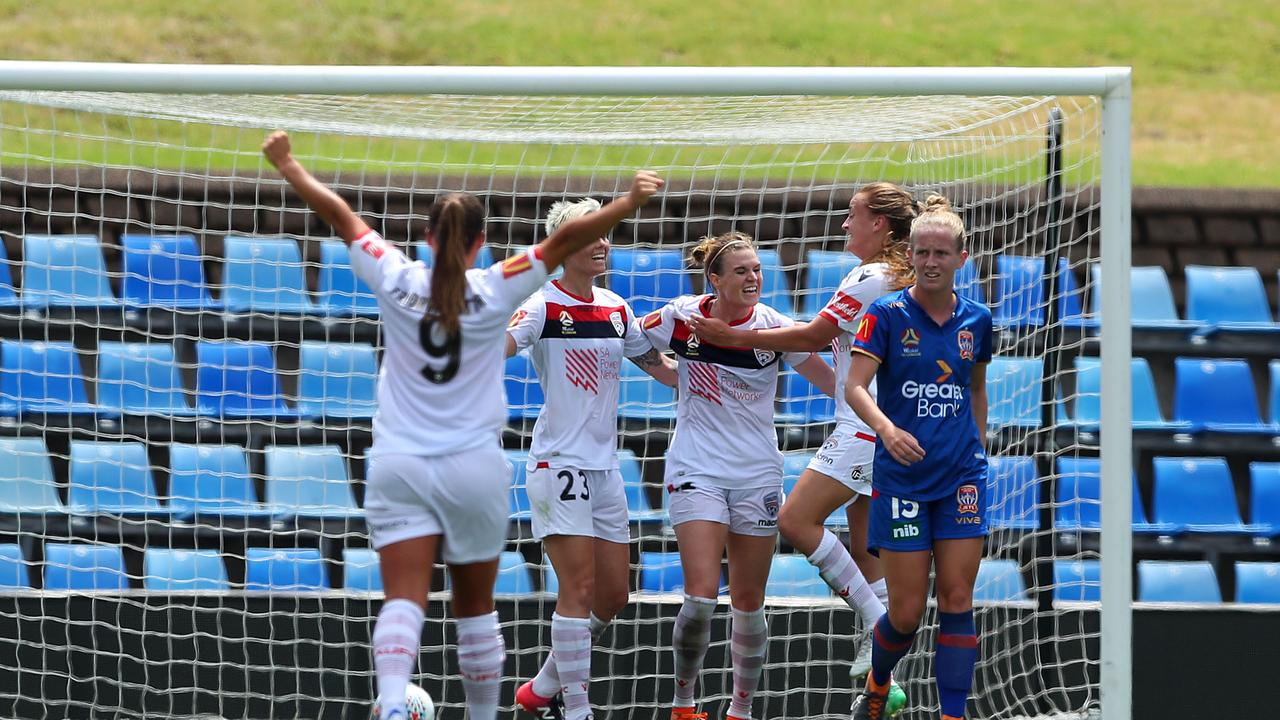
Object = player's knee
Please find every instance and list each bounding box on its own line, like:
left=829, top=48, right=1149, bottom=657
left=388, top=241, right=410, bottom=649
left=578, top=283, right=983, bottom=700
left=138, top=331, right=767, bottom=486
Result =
left=888, top=594, right=926, bottom=630
left=936, top=584, right=974, bottom=613
left=776, top=505, right=817, bottom=549
left=557, top=572, right=597, bottom=614
left=595, top=583, right=629, bottom=619
left=729, top=588, right=765, bottom=613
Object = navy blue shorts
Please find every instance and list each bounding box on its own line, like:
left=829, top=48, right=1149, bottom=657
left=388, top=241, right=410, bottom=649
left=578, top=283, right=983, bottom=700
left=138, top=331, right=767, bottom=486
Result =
left=867, top=476, right=987, bottom=555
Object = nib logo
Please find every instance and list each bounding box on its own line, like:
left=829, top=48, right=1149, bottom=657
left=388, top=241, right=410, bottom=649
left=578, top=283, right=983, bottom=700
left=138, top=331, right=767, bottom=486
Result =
left=935, top=359, right=953, bottom=383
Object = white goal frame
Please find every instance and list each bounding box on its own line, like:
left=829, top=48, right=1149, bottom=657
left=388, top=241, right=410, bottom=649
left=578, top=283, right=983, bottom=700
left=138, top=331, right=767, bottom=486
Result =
left=0, top=61, right=1134, bottom=720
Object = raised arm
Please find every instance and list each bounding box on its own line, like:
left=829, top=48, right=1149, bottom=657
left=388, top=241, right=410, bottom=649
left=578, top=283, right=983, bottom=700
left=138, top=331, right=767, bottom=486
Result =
left=262, top=131, right=371, bottom=244
left=539, top=171, right=663, bottom=271
left=845, top=352, right=924, bottom=466
left=687, top=314, right=841, bottom=353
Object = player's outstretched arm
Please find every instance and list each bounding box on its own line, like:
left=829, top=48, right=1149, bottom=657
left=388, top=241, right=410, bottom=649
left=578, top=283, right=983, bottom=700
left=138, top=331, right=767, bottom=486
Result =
left=845, top=352, right=924, bottom=465
left=628, top=347, right=678, bottom=387
left=970, top=362, right=989, bottom=449
left=538, top=170, right=663, bottom=271
left=794, top=354, right=836, bottom=398
left=688, top=314, right=840, bottom=353
left=262, top=131, right=371, bottom=245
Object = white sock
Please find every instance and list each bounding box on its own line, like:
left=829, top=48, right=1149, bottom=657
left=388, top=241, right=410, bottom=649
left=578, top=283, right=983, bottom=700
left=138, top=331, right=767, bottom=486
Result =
left=728, top=607, right=768, bottom=720
left=373, top=598, right=424, bottom=719
left=870, top=578, right=889, bottom=606
left=808, top=529, right=885, bottom=625
left=672, top=594, right=717, bottom=707
left=532, top=612, right=611, bottom=698
left=456, top=612, right=505, bottom=720
left=549, top=614, right=593, bottom=720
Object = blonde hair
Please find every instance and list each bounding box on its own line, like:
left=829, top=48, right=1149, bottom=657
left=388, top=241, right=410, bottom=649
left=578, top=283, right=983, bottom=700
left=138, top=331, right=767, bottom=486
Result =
left=545, top=197, right=602, bottom=236
left=855, top=182, right=917, bottom=291
left=910, top=193, right=967, bottom=249
left=688, top=231, right=755, bottom=287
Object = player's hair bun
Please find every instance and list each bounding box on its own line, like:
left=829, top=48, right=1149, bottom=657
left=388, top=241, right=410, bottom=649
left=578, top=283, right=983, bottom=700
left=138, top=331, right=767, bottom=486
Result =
left=920, top=193, right=953, bottom=213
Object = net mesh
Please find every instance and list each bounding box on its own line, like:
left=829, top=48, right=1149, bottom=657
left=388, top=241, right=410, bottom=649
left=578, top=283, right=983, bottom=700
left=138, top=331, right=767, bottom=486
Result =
left=0, top=89, right=1104, bottom=720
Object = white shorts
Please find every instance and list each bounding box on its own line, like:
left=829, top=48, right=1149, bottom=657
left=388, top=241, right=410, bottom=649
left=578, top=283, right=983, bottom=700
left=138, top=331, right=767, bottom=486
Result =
left=807, top=426, right=875, bottom=498
left=526, top=463, right=631, bottom=544
left=364, top=446, right=511, bottom=564
left=665, top=478, right=782, bottom=537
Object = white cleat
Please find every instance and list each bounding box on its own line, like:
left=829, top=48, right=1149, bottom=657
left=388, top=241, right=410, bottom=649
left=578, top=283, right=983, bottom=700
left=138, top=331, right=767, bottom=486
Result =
left=849, top=630, right=873, bottom=681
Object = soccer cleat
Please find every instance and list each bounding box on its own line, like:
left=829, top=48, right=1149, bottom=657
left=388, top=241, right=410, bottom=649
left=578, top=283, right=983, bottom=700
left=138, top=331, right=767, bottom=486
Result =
left=885, top=681, right=907, bottom=717
left=850, top=680, right=890, bottom=720
left=516, top=681, right=565, bottom=720
left=849, top=630, right=874, bottom=681
left=670, top=706, right=708, bottom=720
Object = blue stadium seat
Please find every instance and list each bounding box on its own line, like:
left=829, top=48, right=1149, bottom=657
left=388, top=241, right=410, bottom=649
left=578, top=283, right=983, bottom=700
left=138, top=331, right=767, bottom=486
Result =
left=620, top=449, right=660, bottom=522
left=781, top=452, right=813, bottom=496
left=766, top=554, right=828, bottom=597
left=609, top=247, right=692, bottom=318
left=67, top=441, right=165, bottom=516
left=120, top=234, right=218, bottom=309
left=244, top=548, right=328, bottom=591
left=495, top=551, right=534, bottom=595
left=1173, top=357, right=1270, bottom=433
left=993, top=255, right=1045, bottom=328
left=415, top=243, right=494, bottom=270
left=505, top=450, right=531, bottom=520
left=0, top=437, right=65, bottom=514
left=96, top=341, right=196, bottom=416
left=1249, top=462, right=1280, bottom=536
left=0, top=544, right=29, bottom=589
left=1054, top=456, right=1168, bottom=534
left=974, top=559, right=1027, bottom=601
left=1235, top=562, right=1280, bottom=604
left=343, top=548, right=382, bottom=593
left=21, top=234, right=120, bottom=308
left=1054, top=559, right=1100, bottom=602
left=1070, top=357, right=1190, bottom=432
left=295, top=342, right=378, bottom=420
left=639, top=551, right=684, bottom=593
left=143, top=548, right=229, bottom=591
left=986, top=356, right=1042, bottom=429
left=987, top=456, right=1040, bottom=530
left=619, top=359, right=676, bottom=421
left=1089, top=265, right=1195, bottom=329
left=0, top=242, right=21, bottom=309
left=1184, top=265, right=1277, bottom=328
left=195, top=341, right=296, bottom=418
left=1152, top=456, right=1258, bottom=534
left=44, top=543, right=129, bottom=591
left=1057, top=258, right=1095, bottom=328
left=222, top=235, right=316, bottom=314
left=168, top=444, right=274, bottom=522
left=755, top=249, right=793, bottom=314
left=955, top=258, right=984, bottom=305
left=1138, top=560, right=1220, bottom=603
left=316, top=240, right=379, bottom=316
left=264, top=445, right=361, bottom=519
left=1270, top=360, right=1280, bottom=426
left=504, top=353, right=544, bottom=421
left=777, top=370, right=835, bottom=424
left=798, top=250, right=861, bottom=319
left=0, top=340, right=112, bottom=416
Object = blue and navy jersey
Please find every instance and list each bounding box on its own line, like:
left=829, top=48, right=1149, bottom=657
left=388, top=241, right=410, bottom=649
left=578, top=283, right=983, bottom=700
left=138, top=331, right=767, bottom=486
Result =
left=851, top=288, right=993, bottom=501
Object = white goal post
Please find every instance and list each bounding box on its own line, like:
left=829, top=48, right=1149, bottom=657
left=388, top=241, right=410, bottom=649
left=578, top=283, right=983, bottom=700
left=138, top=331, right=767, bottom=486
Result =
left=0, top=63, right=1131, bottom=720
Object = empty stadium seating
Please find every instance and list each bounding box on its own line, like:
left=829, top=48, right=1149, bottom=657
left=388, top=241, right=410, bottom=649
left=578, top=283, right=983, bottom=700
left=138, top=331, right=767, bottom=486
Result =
left=22, top=234, right=120, bottom=309
left=343, top=548, right=382, bottom=592
left=67, top=442, right=165, bottom=517
left=96, top=341, right=196, bottom=416
left=44, top=543, right=129, bottom=591
left=974, top=559, right=1027, bottom=601
left=798, top=250, right=860, bottom=319
left=777, top=370, right=835, bottom=424
left=294, top=342, right=378, bottom=419
left=0, top=544, right=29, bottom=589
left=0, top=340, right=112, bottom=417
left=986, top=456, right=1040, bottom=531
left=195, top=341, right=296, bottom=418
left=1235, top=562, right=1280, bottom=604
left=316, top=240, right=379, bottom=316
left=1173, top=357, right=1271, bottom=433
left=765, top=554, right=828, bottom=597
left=993, top=255, right=1045, bottom=328
left=1069, top=357, right=1190, bottom=431
left=222, top=236, right=315, bottom=314
left=143, top=548, right=230, bottom=591
left=608, top=247, right=692, bottom=317
left=264, top=445, right=362, bottom=520
left=504, top=353, right=544, bottom=421
left=494, top=551, right=534, bottom=595
left=639, top=551, right=684, bottom=593
left=0, top=437, right=65, bottom=514
left=120, top=234, right=219, bottom=309
left=618, top=360, right=676, bottom=421
left=1054, top=559, right=1101, bottom=602
left=1138, top=560, right=1220, bottom=603
left=755, top=249, right=793, bottom=314
left=1152, top=457, right=1259, bottom=534
left=244, top=548, right=328, bottom=591
left=986, top=356, right=1043, bottom=428
left=168, top=444, right=273, bottom=521
left=1184, top=265, right=1277, bottom=328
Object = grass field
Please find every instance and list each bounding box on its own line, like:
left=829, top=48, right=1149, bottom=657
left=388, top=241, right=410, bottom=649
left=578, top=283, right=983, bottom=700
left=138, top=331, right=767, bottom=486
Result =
left=0, top=0, right=1276, bottom=187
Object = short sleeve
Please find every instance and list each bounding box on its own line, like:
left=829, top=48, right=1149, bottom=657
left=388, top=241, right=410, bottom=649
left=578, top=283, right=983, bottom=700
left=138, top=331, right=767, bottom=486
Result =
left=348, top=229, right=413, bottom=293
left=507, top=294, right=546, bottom=353
left=621, top=301, right=657, bottom=358
left=976, top=311, right=994, bottom=363
left=639, top=303, right=675, bottom=351
left=851, top=302, right=890, bottom=362
left=766, top=310, right=810, bottom=367
left=483, top=246, right=551, bottom=315
left=817, top=269, right=883, bottom=334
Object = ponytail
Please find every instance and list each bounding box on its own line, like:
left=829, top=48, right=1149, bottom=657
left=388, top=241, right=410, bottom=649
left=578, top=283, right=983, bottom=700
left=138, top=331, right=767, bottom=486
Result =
left=425, top=193, right=485, bottom=335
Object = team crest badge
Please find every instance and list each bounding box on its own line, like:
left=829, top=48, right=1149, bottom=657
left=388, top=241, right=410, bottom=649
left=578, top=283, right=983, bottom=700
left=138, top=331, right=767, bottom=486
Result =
left=958, top=330, right=975, bottom=361
left=754, top=349, right=776, bottom=366
left=956, top=484, right=980, bottom=515
left=559, top=310, right=576, bottom=335
left=609, top=311, right=625, bottom=337
left=900, top=328, right=921, bottom=356
left=763, top=492, right=780, bottom=517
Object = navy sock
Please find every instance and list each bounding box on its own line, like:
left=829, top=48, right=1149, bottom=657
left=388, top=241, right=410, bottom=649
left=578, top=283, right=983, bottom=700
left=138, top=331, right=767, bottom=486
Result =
left=935, top=610, right=978, bottom=719
left=869, top=613, right=916, bottom=688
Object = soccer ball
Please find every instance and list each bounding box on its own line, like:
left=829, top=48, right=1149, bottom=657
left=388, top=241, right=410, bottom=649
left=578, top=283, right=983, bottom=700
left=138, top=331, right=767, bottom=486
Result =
left=372, top=683, right=436, bottom=720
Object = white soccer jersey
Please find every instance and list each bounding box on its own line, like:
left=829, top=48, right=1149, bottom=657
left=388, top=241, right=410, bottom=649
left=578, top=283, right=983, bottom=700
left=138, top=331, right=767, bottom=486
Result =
left=507, top=281, right=654, bottom=470
left=349, top=230, right=549, bottom=457
left=817, top=262, right=890, bottom=435
left=641, top=294, right=811, bottom=490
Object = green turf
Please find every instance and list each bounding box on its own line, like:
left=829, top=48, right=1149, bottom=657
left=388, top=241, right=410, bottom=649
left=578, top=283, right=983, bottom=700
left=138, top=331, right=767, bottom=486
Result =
left=0, top=0, right=1275, bottom=187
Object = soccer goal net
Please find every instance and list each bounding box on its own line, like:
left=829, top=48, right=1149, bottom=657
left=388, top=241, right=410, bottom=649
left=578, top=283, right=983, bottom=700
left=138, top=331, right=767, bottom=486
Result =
left=0, top=65, right=1129, bottom=720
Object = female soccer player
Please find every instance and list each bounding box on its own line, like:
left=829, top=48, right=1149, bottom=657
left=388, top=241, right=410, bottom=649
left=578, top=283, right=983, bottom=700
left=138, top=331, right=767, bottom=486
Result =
left=507, top=198, right=677, bottom=720
left=262, top=130, right=663, bottom=720
left=846, top=195, right=992, bottom=720
left=643, top=231, right=837, bottom=720
left=688, top=183, right=918, bottom=682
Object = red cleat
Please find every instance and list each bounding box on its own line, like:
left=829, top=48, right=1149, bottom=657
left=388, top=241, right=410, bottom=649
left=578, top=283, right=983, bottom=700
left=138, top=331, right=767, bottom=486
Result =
left=516, top=681, right=564, bottom=720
